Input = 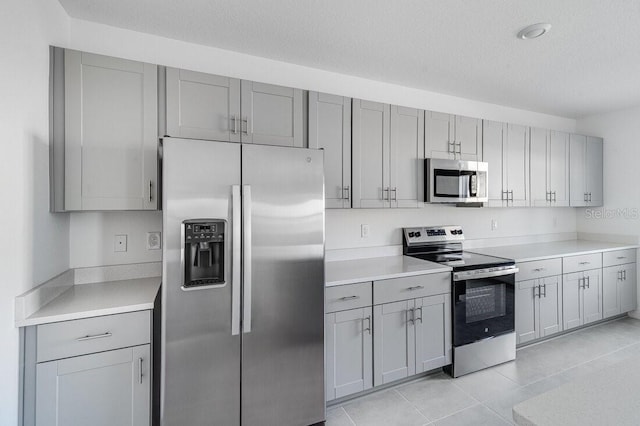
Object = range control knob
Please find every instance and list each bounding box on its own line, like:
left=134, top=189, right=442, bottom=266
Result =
left=408, top=232, right=415, bottom=238
left=415, top=232, right=421, bottom=238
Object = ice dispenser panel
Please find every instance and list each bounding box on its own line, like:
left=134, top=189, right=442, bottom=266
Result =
left=183, top=219, right=226, bottom=289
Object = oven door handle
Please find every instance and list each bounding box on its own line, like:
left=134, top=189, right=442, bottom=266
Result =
left=453, top=266, right=519, bottom=282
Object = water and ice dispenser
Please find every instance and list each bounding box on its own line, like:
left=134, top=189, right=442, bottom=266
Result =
left=182, top=219, right=226, bottom=289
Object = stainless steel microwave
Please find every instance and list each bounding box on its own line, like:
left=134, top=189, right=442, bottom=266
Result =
left=425, top=159, right=488, bottom=204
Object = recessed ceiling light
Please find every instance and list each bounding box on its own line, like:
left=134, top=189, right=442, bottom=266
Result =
left=517, top=23, right=552, bottom=40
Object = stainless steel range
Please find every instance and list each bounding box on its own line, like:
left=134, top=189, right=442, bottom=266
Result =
left=403, top=226, right=518, bottom=377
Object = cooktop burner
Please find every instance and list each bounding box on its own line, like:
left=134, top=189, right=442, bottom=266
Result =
left=408, top=251, right=514, bottom=271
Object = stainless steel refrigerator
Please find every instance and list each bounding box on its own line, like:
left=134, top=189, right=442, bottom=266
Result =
left=160, top=138, right=325, bottom=426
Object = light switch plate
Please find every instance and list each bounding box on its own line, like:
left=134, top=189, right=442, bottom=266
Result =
left=361, top=224, right=370, bottom=238
left=147, top=232, right=162, bottom=250
left=114, top=234, right=127, bottom=252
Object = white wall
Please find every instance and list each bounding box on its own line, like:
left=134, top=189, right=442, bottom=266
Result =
left=0, top=1, right=70, bottom=423
left=576, top=106, right=640, bottom=239
left=63, top=18, right=578, bottom=266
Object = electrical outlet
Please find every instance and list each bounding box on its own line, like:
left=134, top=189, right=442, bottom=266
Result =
left=114, top=234, right=128, bottom=252
left=147, top=232, right=162, bottom=250
left=491, top=219, right=498, bottom=231
left=361, top=224, right=370, bottom=238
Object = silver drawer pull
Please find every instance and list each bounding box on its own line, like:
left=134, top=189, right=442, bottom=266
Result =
left=533, top=268, right=546, bottom=272
left=340, top=295, right=360, bottom=301
left=616, top=256, right=627, bottom=260
left=76, top=332, right=113, bottom=342
left=407, top=285, right=425, bottom=291
left=578, top=262, right=590, bottom=265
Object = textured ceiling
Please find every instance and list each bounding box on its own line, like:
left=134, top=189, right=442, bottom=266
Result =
left=57, top=0, right=640, bottom=118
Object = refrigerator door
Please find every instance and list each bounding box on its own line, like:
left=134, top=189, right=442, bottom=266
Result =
left=241, top=145, right=325, bottom=426
left=162, top=138, right=241, bottom=426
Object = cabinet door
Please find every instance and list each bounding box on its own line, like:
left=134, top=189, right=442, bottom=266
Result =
left=538, top=275, right=562, bottom=338
left=602, top=265, right=621, bottom=318
left=549, top=131, right=570, bottom=207
left=325, top=308, right=373, bottom=401
left=414, top=294, right=451, bottom=373
left=373, top=300, right=415, bottom=386
left=505, top=124, right=529, bottom=207
left=563, top=272, right=582, bottom=330
left=582, top=269, right=603, bottom=325
left=352, top=99, right=391, bottom=208
left=621, top=263, right=637, bottom=313
left=529, top=127, right=549, bottom=207
left=424, top=111, right=454, bottom=160
left=569, top=134, right=587, bottom=207
left=586, top=136, right=604, bottom=206
left=515, top=280, right=538, bottom=344
left=308, top=92, right=351, bottom=208
left=455, top=115, right=483, bottom=161
left=65, top=50, right=158, bottom=211
left=165, top=68, right=241, bottom=142
left=36, top=345, right=150, bottom=426
left=389, top=105, right=424, bottom=208
left=240, top=81, right=303, bottom=147
left=483, top=120, right=507, bottom=207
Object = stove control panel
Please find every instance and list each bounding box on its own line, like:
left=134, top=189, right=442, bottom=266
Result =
left=404, top=226, right=464, bottom=245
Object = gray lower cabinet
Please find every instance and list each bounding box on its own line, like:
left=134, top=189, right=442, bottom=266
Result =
left=515, top=275, right=563, bottom=345
left=603, top=263, right=637, bottom=318
left=53, top=48, right=158, bottom=211
left=325, top=308, right=373, bottom=401
left=164, top=67, right=303, bottom=147
left=36, top=345, right=151, bottom=426
left=414, top=294, right=451, bottom=373
left=308, top=92, right=352, bottom=208
left=373, top=299, right=416, bottom=385
left=563, top=269, right=603, bottom=330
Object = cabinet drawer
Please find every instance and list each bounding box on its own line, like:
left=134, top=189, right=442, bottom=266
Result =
left=37, top=310, right=151, bottom=363
left=326, top=282, right=372, bottom=313
left=516, top=258, right=562, bottom=281
left=374, top=273, right=450, bottom=305
left=603, top=249, right=636, bottom=267
left=563, top=253, right=602, bottom=274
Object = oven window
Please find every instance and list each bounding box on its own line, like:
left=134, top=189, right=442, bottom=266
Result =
left=453, top=275, right=514, bottom=347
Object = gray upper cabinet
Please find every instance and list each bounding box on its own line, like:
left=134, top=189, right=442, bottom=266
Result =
left=165, top=68, right=241, bottom=142
left=390, top=105, right=424, bottom=208
left=60, top=49, right=158, bottom=211
left=36, top=345, right=151, bottom=426
left=352, top=99, right=423, bottom=209
left=530, top=128, right=570, bottom=207
left=569, top=134, right=603, bottom=207
left=240, top=81, right=304, bottom=147
left=484, top=121, right=529, bottom=207
left=164, top=68, right=303, bottom=147
left=352, top=99, right=391, bottom=208
left=325, top=307, right=373, bottom=401
left=425, top=112, right=482, bottom=161
left=308, top=92, right=352, bottom=208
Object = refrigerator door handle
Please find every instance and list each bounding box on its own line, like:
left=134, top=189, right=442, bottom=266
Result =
left=242, top=185, right=253, bottom=333
left=231, top=185, right=241, bottom=336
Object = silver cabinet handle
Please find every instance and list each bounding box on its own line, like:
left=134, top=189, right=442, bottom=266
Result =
left=76, top=332, right=112, bottom=342
left=231, top=115, right=238, bottom=134
left=534, top=285, right=540, bottom=298
left=406, top=308, right=415, bottom=325
left=148, top=180, right=154, bottom=203
left=343, top=186, right=351, bottom=201
left=546, top=191, right=551, bottom=202
left=616, top=256, right=627, bottom=260
left=242, top=185, right=252, bottom=333
left=623, top=270, right=627, bottom=280
left=585, top=276, right=590, bottom=288
left=552, top=191, right=556, bottom=202
left=382, top=187, right=390, bottom=201
left=363, top=316, right=372, bottom=335
left=231, top=185, right=241, bottom=336
left=391, top=187, right=397, bottom=201
left=407, top=285, right=424, bottom=291
left=138, top=357, right=144, bottom=384
left=579, top=261, right=590, bottom=265
left=618, top=270, right=623, bottom=281
left=509, top=190, right=514, bottom=202
left=415, top=306, right=423, bottom=323
left=340, top=295, right=359, bottom=301
left=584, top=193, right=588, bottom=202
left=533, top=268, right=546, bottom=272
left=448, top=142, right=456, bottom=154
left=589, top=192, right=592, bottom=202
left=578, top=277, right=584, bottom=289
left=242, top=117, right=249, bottom=135
left=457, top=142, right=462, bottom=155
left=542, top=284, right=547, bottom=298
left=502, top=190, right=509, bottom=201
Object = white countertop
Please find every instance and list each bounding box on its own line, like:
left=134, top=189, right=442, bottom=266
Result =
left=17, top=277, right=161, bottom=327
left=513, top=355, right=640, bottom=426
left=471, top=240, right=639, bottom=263
left=325, top=255, right=452, bottom=287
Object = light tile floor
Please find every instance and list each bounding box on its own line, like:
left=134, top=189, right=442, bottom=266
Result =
left=327, top=316, right=640, bottom=425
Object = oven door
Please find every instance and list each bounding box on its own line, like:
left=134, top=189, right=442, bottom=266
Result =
left=452, top=268, right=515, bottom=347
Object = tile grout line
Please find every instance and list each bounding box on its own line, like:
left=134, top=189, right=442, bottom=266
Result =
left=392, top=389, right=431, bottom=422
left=340, top=406, right=357, bottom=426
